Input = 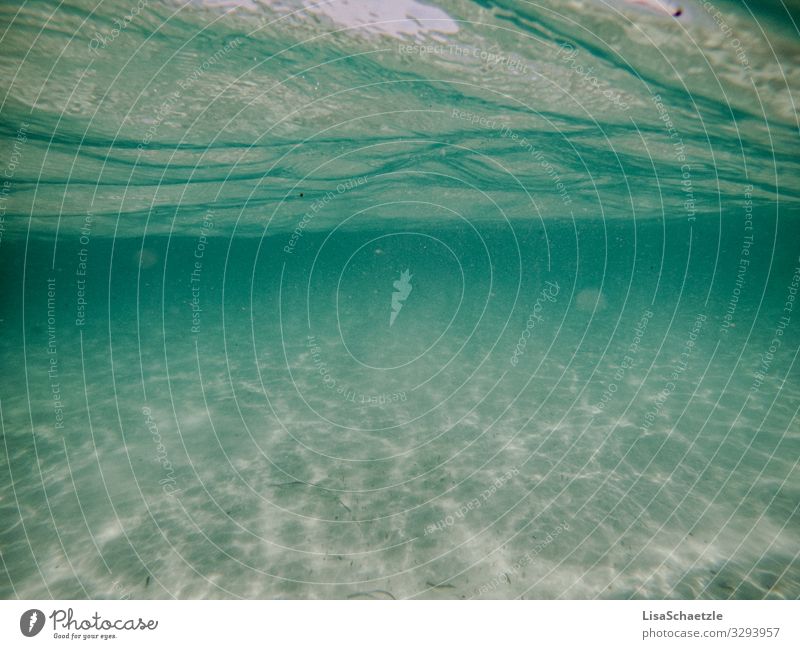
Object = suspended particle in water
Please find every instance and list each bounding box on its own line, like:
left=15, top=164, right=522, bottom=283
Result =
left=575, top=288, right=607, bottom=312
left=136, top=248, right=159, bottom=269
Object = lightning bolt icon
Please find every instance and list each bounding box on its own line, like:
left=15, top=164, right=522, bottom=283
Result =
left=28, top=611, right=37, bottom=632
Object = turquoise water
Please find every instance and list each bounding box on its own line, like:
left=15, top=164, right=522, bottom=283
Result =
left=1, top=0, right=799, bottom=599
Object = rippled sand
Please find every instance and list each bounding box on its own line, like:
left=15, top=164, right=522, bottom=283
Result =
left=2, top=219, right=797, bottom=600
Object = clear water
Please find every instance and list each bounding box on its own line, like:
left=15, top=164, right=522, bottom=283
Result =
left=1, top=0, right=799, bottom=599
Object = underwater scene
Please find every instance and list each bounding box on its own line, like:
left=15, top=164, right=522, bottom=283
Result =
left=0, top=0, right=799, bottom=599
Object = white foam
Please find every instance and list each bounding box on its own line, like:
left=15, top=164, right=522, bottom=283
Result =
left=181, top=0, right=459, bottom=38
left=302, top=0, right=459, bottom=39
